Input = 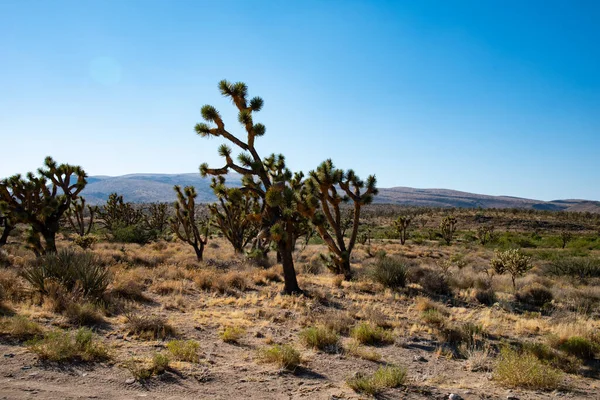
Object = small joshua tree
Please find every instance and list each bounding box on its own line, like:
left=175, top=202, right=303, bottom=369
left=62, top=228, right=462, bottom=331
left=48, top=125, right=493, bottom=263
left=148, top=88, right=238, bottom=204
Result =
left=169, top=185, right=208, bottom=261
left=490, top=248, right=532, bottom=291
left=97, top=193, right=142, bottom=232
left=299, top=159, right=377, bottom=279
left=208, top=176, right=260, bottom=254
left=66, top=197, right=96, bottom=249
left=394, top=214, right=412, bottom=245
left=0, top=157, right=87, bottom=254
left=144, top=203, right=170, bottom=237
left=560, top=230, right=573, bottom=249
left=476, top=224, right=495, bottom=245
left=439, top=216, right=457, bottom=245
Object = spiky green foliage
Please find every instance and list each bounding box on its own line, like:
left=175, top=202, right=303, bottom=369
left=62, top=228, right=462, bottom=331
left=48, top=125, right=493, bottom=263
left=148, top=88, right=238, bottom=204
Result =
left=476, top=224, right=495, bottom=245
left=208, top=176, right=260, bottom=253
left=299, top=159, right=377, bottom=278
left=439, top=215, right=457, bottom=245
left=491, top=248, right=532, bottom=290
left=394, top=214, right=412, bottom=245
left=96, top=193, right=142, bottom=232
left=196, top=80, right=304, bottom=294
left=169, top=186, right=208, bottom=261
left=144, top=202, right=170, bottom=237
left=66, top=197, right=95, bottom=238
left=0, top=157, right=87, bottom=254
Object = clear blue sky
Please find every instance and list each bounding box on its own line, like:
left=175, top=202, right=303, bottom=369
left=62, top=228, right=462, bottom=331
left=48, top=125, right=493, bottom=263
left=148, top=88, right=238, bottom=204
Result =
left=1, top=0, right=599, bottom=201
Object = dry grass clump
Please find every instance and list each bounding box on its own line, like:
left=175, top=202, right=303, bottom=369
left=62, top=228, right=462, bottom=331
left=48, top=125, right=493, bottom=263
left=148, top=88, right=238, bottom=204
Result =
left=151, top=279, right=188, bottom=295
left=494, top=347, right=563, bottom=390
left=473, top=288, right=497, bottom=305
left=125, top=313, right=175, bottom=340
left=549, top=335, right=599, bottom=360
left=516, top=284, right=554, bottom=307
left=167, top=340, right=200, bottom=362
left=346, top=365, right=407, bottom=395
left=193, top=269, right=251, bottom=294
left=64, top=302, right=105, bottom=326
left=124, top=352, right=170, bottom=380
left=465, top=344, right=493, bottom=372
left=257, top=344, right=301, bottom=371
left=318, top=310, right=355, bottom=335
left=110, top=268, right=148, bottom=301
left=345, top=341, right=382, bottom=361
left=0, top=315, right=44, bottom=340
left=299, top=326, right=340, bottom=353
left=351, top=322, right=394, bottom=346
left=0, top=269, right=27, bottom=303
left=28, top=328, right=110, bottom=362
left=522, top=341, right=581, bottom=373
left=219, top=325, right=246, bottom=343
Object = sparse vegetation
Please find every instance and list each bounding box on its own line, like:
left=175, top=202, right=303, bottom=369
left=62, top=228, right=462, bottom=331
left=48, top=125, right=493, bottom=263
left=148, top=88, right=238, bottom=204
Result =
left=27, top=328, right=110, bottom=362
left=494, top=347, right=562, bottom=390
left=257, top=344, right=301, bottom=371
left=299, top=326, right=340, bottom=352
left=351, top=322, right=394, bottom=346
left=167, top=340, right=200, bottom=362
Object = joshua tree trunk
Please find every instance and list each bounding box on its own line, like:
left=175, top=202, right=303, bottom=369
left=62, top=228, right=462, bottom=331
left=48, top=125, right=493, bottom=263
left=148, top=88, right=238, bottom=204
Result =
left=0, top=224, right=12, bottom=246
left=41, top=231, right=57, bottom=254
left=279, top=239, right=301, bottom=295
left=193, top=242, right=204, bottom=261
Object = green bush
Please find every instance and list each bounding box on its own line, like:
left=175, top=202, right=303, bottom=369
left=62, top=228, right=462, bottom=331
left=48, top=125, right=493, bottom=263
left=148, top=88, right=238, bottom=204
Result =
left=257, top=344, right=301, bottom=371
left=21, top=249, right=110, bottom=299
left=299, top=326, right=340, bottom=352
left=370, top=256, right=409, bottom=289
left=558, top=336, right=599, bottom=360
left=351, top=322, right=394, bottom=346
left=167, top=340, right=200, bottom=362
left=27, top=328, right=109, bottom=362
left=346, top=365, right=407, bottom=395
left=112, top=224, right=156, bottom=244
left=494, top=347, right=562, bottom=389
left=545, top=257, right=600, bottom=279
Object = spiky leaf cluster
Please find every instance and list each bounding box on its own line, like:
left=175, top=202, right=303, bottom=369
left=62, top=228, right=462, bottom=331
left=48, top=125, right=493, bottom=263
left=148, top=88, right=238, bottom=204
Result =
left=66, top=197, right=95, bottom=237
left=394, top=215, right=412, bottom=245
left=96, top=193, right=143, bottom=232
left=439, top=216, right=457, bottom=245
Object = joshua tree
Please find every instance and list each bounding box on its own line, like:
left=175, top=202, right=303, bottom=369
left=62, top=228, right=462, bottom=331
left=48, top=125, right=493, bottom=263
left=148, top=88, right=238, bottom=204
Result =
left=476, top=224, right=495, bottom=245
left=491, top=248, right=532, bottom=291
left=66, top=197, right=95, bottom=237
left=394, top=214, right=412, bottom=245
left=439, top=215, right=457, bottom=245
left=0, top=157, right=87, bottom=254
left=0, top=211, right=15, bottom=247
left=144, top=202, right=170, bottom=237
left=96, top=193, right=142, bottom=232
left=299, top=159, right=377, bottom=278
left=560, top=230, right=573, bottom=249
left=196, top=80, right=304, bottom=294
left=208, top=176, right=260, bottom=254
left=170, top=185, right=208, bottom=261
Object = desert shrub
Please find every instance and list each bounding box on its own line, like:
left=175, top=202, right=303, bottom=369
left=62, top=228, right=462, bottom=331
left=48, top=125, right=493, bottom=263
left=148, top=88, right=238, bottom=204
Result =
left=257, top=344, right=301, bottom=371
left=221, top=271, right=250, bottom=292
left=516, top=284, right=553, bottom=307
left=126, top=313, right=175, bottom=340
left=302, top=254, right=323, bottom=274
left=22, top=249, right=110, bottom=299
left=523, top=342, right=581, bottom=373
left=73, top=235, right=97, bottom=250
left=64, top=302, right=105, bottom=326
left=345, top=341, right=382, bottom=361
left=111, top=224, right=155, bottom=244
left=557, top=336, right=599, bottom=360
left=421, top=309, right=446, bottom=327
left=413, top=268, right=452, bottom=296
left=0, top=269, right=26, bottom=302
left=346, top=365, right=407, bottom=395
left=111, top=277, right=146, bottom=302
left=27, top=327, right=109, bottom=362
left=167, top=340, right=200, bottom=362
left=151, top=352, right=170, bottom=374
left=351, top=322, right=394, bottom=346
left=0, top=315, right=44, bottom=340
left=545, top=257, right=600, bottom=280
left=439, top=322, right=484, bottom=347
left=124, top=358, right=153, bottom=380
left=370, top=256, right=409, bottom=289
left=494, top=347, right=562, bottom=389
left=219, top=326, right=245, bottom=343
left=318, top=311, right=355, bottom=335
left=246, top=249, right=271, bottom=268
left=474, top=288, right=497, bottom=305
left=299, top=326, right=340, bottom=353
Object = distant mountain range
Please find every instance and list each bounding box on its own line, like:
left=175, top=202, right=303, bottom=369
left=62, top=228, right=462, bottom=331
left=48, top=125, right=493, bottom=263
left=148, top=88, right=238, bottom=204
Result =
left=83, top=173, right=600, bottom=213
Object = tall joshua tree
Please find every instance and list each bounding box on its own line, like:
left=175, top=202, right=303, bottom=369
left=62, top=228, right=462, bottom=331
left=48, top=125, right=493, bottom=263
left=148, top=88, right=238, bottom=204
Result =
left=0, top=157, right=87, bottom=254
left=208, top=176, right=260, bottom=254
left=169, top=185, right=208, bottom=261
left=394, top=214, right=412, bottom=245
left=299, top=159, right=377, bottom=279
left=196, top=80, right=303, bottom=294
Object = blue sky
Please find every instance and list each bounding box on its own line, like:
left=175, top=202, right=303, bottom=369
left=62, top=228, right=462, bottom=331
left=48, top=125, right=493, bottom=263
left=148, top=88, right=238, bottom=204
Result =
left=1, top=0, right=598, bottom=201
